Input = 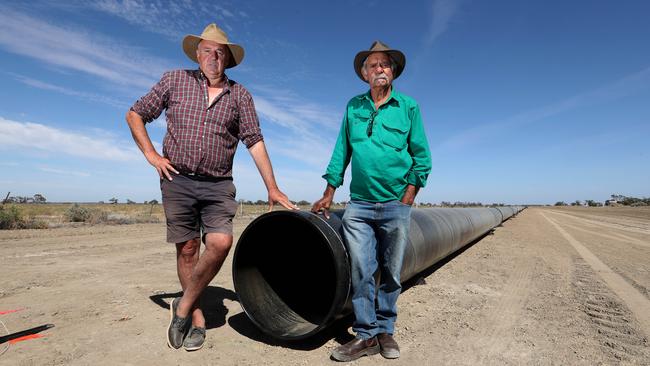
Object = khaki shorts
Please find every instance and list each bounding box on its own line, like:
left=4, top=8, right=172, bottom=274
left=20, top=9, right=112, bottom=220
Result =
left=160, top=174, right=237, bottom=243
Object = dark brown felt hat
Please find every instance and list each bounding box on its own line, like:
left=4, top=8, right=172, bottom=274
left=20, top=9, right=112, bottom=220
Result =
left=182, top=23, right=244, bottom=69
left=353, top=40, right=406, bottom=82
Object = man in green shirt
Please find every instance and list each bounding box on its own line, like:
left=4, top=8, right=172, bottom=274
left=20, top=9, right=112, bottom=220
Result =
left=312, top=41, right=432, bottom=361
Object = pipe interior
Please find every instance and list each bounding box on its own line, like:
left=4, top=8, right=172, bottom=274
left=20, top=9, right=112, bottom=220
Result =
left=234, top=214, right=337, bottom=337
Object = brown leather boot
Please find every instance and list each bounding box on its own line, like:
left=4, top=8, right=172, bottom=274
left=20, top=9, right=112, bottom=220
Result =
left=331, top=336, right=380, bottom=362
left=377, top=333, right=400, bottom=359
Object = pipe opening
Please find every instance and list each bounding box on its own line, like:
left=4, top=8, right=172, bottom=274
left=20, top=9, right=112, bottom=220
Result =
left=233, top=212, right=347, bottom=339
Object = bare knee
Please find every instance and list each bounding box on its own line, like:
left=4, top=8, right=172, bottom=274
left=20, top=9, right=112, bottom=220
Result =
left=204, top=233, right=233, bottom=256
left=176, top=238, right=200, bottom=262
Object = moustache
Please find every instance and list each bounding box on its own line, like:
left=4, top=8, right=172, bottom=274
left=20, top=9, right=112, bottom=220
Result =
left=372, top=75, right=389, bottom=84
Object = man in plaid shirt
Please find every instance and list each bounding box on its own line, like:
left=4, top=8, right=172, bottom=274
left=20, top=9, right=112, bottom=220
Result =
left=126, top=23, right=297, bottom=351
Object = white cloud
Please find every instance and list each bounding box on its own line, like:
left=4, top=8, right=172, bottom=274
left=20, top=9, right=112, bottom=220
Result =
left=11, top=74, right=130, bottom=109
left=39, top=166, right=91, bottom=177
left=0, top=7, right=171, bottom=89
left=437, top=66, right=650, bottom=152
left=427, top=0, right=461, bottom=45
left=231, top=161, right=341, bottom=202
left=91, top=0, right=237, bottom=40
left=251, top=88, right=342, bottom=168
left=0, top=116, right=140, bottom=162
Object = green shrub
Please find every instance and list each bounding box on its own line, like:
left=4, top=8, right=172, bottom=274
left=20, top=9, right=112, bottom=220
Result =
left=19, top=218, right=49, bottom=229
left=0, top=205, right=23, bottom=229
left=65, top=204, right=91, bottom=222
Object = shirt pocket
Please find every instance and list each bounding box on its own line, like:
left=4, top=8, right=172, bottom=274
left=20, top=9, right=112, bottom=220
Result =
left=348, top=110, right=372, bottom=143
left=380, top=118, right=409, bottom=150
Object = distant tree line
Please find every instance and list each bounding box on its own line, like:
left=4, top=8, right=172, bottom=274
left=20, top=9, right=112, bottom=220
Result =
left=554, top=194, right=649, bottom=207
left=1, top=193, right=162, bottom=205
left=609, top=194, right=650, bottom=206
left=2, top=193, right=47, bottom=204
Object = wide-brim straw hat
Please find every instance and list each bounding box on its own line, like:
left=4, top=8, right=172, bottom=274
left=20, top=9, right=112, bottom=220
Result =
left=182, top=23, right=244, bottom=69
left=353, top=40, right=406, bottom=82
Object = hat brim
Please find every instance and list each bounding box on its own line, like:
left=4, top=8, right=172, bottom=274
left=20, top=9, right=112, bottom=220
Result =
left=354, top=50, right=405, bottom=82
left=182, top=35, right=244, bottom=69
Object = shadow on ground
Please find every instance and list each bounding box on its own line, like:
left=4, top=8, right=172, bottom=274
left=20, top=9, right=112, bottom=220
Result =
left=149, top=286, right=238, bottom=330
left=228, top=311, right=355, bottom=351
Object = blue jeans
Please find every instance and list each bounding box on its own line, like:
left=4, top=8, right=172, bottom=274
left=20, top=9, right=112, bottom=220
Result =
left=342, top=199, right=412, bottom=339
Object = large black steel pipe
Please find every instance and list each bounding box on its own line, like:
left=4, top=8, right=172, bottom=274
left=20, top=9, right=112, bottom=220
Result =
left=232, top=207, right=521, bottom=340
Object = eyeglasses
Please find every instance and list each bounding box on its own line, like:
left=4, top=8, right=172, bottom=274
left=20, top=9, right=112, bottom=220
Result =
left=366, top=111, right=377, bottom=137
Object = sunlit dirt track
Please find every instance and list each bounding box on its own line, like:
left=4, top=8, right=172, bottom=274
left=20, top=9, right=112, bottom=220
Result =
left=1, top=207, right=648, bottom=365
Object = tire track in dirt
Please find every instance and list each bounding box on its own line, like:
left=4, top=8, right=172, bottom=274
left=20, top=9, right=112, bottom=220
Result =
left=541, top=212, right=650, bottom=337
left=568, top=220, right=649, bottom=245
left=572, top=259, right=648, bottom=362
left=546, top=210, right=650, bottom=235
left=558, top=222, right=650, bottom=248
left=460, top=246, right=535, bottom=363
left=545, top=210, right=650, bottom=246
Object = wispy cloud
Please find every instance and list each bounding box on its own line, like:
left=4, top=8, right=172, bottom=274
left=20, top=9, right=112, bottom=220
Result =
left=426, top=0, right=461, bottom=45
left=251, top=87, right=342, bottom=167
left=232, top=161, right=338, bottom=202
left=252, top=88, right=340, bottom=132
left=0, top=117, right=140, bottom=162
left=39, top=166, right=91, bottom=177
left=0, top=7, right=171, bottom=89
left=11, top=74, right=130, bottom=109
left=91, top=0, right=238, bottom=40
left=437, top=66, right=650, bottom=152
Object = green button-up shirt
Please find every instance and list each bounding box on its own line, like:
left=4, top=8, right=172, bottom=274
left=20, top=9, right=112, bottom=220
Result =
left=323, top=89, right=432, bottom=203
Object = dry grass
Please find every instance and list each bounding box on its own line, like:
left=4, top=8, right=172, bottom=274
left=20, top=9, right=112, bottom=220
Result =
left=3, top=203, right=164, bottom=228
left=547, top=205, right=650, bottom=220
left=2, top=203, right=346, bottom=229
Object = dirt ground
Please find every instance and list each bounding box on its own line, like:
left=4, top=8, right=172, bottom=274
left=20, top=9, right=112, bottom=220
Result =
left=1, top=207, right=649, bottom=365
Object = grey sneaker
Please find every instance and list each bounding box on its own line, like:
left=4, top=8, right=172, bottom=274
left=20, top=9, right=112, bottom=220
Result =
left=183, top=325, right=206, bottom=351
left=167, top=297, right=189, bottom=349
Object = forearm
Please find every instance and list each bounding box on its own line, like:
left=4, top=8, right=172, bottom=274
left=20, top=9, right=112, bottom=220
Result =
left=126, top=110, right=158, bottom=159
left=401, top=184, right=419, bottom=205
left=322, top=184, right=336, bottom=199
left=311, top=184, right=337, bottom=217
left=248, top=141, right=279, bottom=191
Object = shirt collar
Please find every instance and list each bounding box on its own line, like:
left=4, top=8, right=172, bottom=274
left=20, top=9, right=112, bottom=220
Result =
left=196, top=69, right=231, bottom=92
left=360, top=87, right=400, bottom=108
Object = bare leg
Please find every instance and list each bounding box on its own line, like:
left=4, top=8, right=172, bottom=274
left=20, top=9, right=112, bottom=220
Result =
left=176, top=232, right=233, bottom=326
left=175, top=238, right=205, bottom=327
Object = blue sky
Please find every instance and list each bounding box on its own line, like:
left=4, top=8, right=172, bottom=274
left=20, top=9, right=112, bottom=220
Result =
left=0, top=0, right=648, bottom=205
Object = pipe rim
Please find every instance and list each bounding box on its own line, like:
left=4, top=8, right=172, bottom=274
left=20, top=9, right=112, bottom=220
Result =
left=232, top=210, right=351, bottom=340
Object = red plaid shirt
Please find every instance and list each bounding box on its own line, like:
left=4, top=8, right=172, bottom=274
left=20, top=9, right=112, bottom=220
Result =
left=131, top=69, right=263, bottom=178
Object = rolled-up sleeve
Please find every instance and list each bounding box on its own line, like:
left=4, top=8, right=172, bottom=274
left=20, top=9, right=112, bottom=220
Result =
left=322, top=111, right=351, bottom=188
left=406, top=103, right=432, bottom=187
left=130, top=72, right=170, bottom=123
left=237, top=88, right=264, bottom=148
